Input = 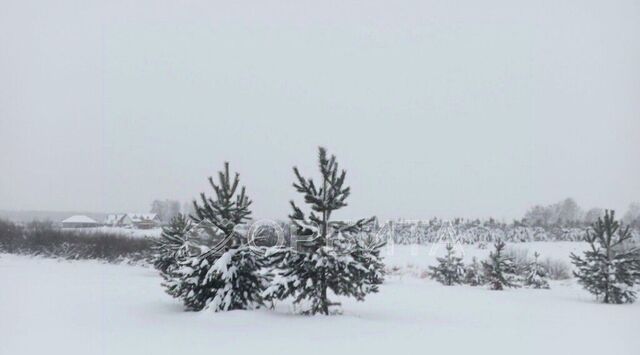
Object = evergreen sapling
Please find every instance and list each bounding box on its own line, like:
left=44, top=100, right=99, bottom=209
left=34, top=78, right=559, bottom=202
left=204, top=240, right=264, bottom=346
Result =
left=152, top=214, right=194, bottom=274
left=263, top=147, right=385, bottom=315
left=429, top=243, right=465, bottom=285
left=162, top=163, right=266, bottom=311
left=570, top=210, right=640, bottom=304
left=523, top=252, right=550, bottom=289
left=482, top=240, right=518, bottom=290
left=464, top=257, right=484, bottom=286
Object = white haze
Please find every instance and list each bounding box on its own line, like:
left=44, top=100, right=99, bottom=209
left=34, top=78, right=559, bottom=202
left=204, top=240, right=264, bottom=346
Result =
left=1, top=0, right=639, bottom=220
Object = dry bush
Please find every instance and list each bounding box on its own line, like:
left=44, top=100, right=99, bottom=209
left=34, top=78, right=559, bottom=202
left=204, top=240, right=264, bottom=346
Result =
left=504, top=247, right=531, bottom=275
left=0, top=219, right=154, bottom=263
left=541, top=257, right=571, bottom=280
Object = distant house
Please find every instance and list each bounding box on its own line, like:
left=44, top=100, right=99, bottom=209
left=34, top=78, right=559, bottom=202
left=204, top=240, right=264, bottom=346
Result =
left=103, top=212, right=160, bottom=229
left=61, top=215, right=99, bottom=228
left=127, top=213, right=161, bottom=229
left=103, top=214, right=132, bottom=227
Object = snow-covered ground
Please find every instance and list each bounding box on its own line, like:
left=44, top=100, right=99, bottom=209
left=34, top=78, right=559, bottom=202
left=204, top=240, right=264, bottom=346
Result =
left=2, top=244, right=639, bottom=355
left=62, top=226, right=163, bottom=238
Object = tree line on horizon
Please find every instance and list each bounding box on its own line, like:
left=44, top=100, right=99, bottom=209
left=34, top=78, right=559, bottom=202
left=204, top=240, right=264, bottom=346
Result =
left=148, top=196, right=640, bottom=233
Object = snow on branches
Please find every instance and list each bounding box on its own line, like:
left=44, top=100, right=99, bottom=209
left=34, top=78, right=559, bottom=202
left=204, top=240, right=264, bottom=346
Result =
left=263, top=147, right=385, bottom=315
left=161, top=162, right=266, bottom=312
left=429, top=243, right=465, bottom=286
left=482, top=240, right=519, bottom=290
left=570, top=210, right=640, bottom=304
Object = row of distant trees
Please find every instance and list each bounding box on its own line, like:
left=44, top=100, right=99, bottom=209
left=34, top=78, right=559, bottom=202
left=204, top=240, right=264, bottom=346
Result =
left=150, top=196, right=640, bottom=230
left=523, top=198, right=640, bottom=228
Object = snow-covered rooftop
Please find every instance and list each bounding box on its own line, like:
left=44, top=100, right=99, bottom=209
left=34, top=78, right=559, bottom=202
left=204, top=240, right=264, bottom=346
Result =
left=127, top=213, right=158, bottom=222
left=104, top=214, right=126, bottom=224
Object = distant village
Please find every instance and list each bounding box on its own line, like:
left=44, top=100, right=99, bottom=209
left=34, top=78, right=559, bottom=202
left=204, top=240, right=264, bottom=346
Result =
left=61, top=213, right=162, bottom=229
left=54, top=199, right=186, bottom=230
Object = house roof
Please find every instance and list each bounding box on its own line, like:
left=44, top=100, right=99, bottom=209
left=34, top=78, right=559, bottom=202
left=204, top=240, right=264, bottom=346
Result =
left=127, top=213, right=158, bottom=222
left=62, top=215, right=98, bottom=224
left=104, top=214, right=126, bottom=224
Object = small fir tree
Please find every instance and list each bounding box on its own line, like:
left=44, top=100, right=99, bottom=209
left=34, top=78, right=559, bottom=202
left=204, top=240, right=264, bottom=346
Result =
left=192, top=161, right=252, bottom=250
left=523, top=252, right=550, bottom=289
left=482, top=240, right=518, bottom=290
left=463, top=257, right=484, bottom=286
left=570, top=210, right=640, bottom=304
left=203, top=246, right=266, bottom=311
left=166, top=245, right=266, bottom=311
left=162, top=163, right=266, bottom=311
left=429, top=243, right=465, bottom=285
left=263, top=147, right=385, bottom=315
left=353, top=232, right=386, bottom=286
left=152, top=214, right=194, bottom=274
left=163, top=253, right=215, bottom=311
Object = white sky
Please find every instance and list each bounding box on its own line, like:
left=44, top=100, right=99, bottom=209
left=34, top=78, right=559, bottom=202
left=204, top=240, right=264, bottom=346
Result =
left=1, top=0, right=639, bottom=220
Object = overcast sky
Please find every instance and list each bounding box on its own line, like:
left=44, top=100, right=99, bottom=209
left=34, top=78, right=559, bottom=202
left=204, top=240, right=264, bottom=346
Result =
left=1, top=0, right=639, bottom=220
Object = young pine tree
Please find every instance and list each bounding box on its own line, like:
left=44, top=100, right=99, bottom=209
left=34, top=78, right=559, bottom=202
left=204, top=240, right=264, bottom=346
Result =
left=353, top=231, right=387, bottom=287
left=570, top=210, right=640, bottom=304
left=152, top=214, right=195, bottom=274
left=482, top=240, right=518, bottom=290
left=192, top=161, right=252, bottom=250
left=162, top=163, right=266, bottom=311
left=264, top=147, right=385, bottom=315
left=170, top=246, right=265, bottom=311
left=463, top=257, right=484, bottom=286
left=523, top=252, right=550, bottom=289
left=163, top=252, right=215, bottom=311
left=429, top=243, right=465, bottom=285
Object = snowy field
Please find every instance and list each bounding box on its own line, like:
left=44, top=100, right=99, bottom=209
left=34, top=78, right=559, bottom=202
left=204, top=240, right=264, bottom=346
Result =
left=384, top=242, right=589, bottom=270
left=62, top=226, right=163, bottom=238
left=2, top=242, right=639, bottom=355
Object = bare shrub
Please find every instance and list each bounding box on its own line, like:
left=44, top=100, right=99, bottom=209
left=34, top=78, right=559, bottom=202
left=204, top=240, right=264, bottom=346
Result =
left=541, top=257, right=571, bottom=280
left=502, top=246, right=570, bottom=280
left=0, top=219, right=154, bottom=263
left=504, top=247, right=531, bottom=275
left=0, top=219, right=22, bottom=253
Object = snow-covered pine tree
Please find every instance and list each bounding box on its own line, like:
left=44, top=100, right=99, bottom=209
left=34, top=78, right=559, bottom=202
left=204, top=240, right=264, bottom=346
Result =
left=166, top=245, right=266, bottom=311
left=162, top=162, right=266, bottom=311
left=152, top=214, right=194, bottom=274
left=482, top=240, right=518, bottom=290
left=264, top=147, right=385, bottom=315
left=463, top=257, right=484, bottom=286
left=155, top=214, right=209, bottom=304
left=352, top=230, right=386, bottom=287
left=570, top=210, right=640, bottom=304
left=162, top=252, right=215, bottom=311
left=523, top=252, right=550, bottom=289
left=192, top=161, right=252, bottom=248
left=429, top=243, right=465, bottom=285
